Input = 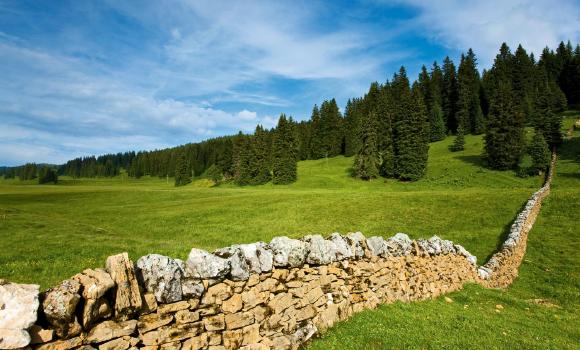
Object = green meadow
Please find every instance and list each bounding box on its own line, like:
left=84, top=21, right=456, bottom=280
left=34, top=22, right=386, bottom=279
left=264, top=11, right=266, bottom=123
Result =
left=0, top=114, right=578, bottom=348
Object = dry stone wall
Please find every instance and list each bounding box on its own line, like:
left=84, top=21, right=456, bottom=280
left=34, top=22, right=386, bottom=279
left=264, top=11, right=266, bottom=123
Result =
left=0, top=153, right=556, bottom=350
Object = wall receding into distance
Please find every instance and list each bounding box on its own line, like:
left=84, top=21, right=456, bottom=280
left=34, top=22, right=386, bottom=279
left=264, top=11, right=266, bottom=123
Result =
left=0, top=154, right=556, bottom=350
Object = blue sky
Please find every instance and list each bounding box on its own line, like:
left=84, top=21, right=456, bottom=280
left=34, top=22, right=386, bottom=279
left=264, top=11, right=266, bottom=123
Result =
left=0, top=0, right=579, bottom=166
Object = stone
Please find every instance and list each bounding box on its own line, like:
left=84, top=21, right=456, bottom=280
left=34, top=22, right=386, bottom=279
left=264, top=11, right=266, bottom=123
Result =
left=138, top=313, right=173, bottom=333
left=242, top=324, right=261, bottom=345
left=185, top=248, right=230, bottom=280
left=268, top=292, right=293, bottom=314
left=105, top=253, right=142, bottom=319
left=141, top=293, right=158, bottom=314
left=201, top=283, right=233, bottom=305
left=292, top=321, right=317, bottom=344
left=86, top=320, right=137, bottom=344
left=157, top=301, right=189, bottom=314
left=304, top=235, right=337, bottom=265
left=135, top=254, right=184, bottom=304
left=80, top=298, right=112, bottom=329
left=42, top=279, right=82, bottom=338
left=295, top=305, right=317, bottom=321
left=221, top=294, right=243, bottom=314
left=214, top=246, right=250, bottom=281
left=35, top=336, right=83, bottom=350
left=268, top=237, right=307, bottom=268
left=29, top=325, right=54, bottom=345
left=0, top=282, right=39, bottom=349
left=385, top=233, right=413, bottom=256
left=141, top=323, right=203, bottom=346
left=175, top=310, right=200, bottom=324
left=98, top=338, right=130, bottom=350
left=204, top=314, right=225, bottom=331
left=218, top=243, right=273, bottom=275
left=454, top=244, right=477, bottom=266
left=72, top=269, right=114, bottom=300
left=182, top=333, right=208, bottom=350
left=0, top=329, right=30, bottom=349
left=225, top=312, right=254, bottom=330
left=328, top=233, right=353, bottom=260
left=366, top=236, right=388, bottom=257
left=179, top=278, right=205, bottom=299
left=345, top=232, right=367, bottom=258
left=270, top=336, right=291, bottom=350
left=222, top=329, right=243, bottom=349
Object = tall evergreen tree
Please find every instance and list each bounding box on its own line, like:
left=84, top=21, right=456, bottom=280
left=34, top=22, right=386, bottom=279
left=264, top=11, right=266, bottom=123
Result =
left=430, top=61, right=444, bottom=110
left=442, top=56, right=459, bottom=132
left=343, top=99, right=362, bottom=157
left=450, top=124, right=466, bottom=152
left=353, top=112, right=379, bottom=180
left=309, top=105, right=324, bottom=159
left=456, top=49, right=482, bottom=133
left=233, top=133, right=253, bottom=185
left=429, top=102, right=446, bottom=141
left=528, top=131, right=551, bottom=174
left=249, top=125, right=271, bottom=185
left=319, top=99, right=343, bottom=157
left=484, top=81, right=525, bottom=170
left=392, top=68, right=429, bottom=181
left=174, top=153, right=191, bottom=187
left=272, top=114, right=298, bottom=184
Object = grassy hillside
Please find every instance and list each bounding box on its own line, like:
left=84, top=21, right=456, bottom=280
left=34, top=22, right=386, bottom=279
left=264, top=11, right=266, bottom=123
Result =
left=0, top=126, right=550, bottom=291
left=307, top=114, right=580, bottom=349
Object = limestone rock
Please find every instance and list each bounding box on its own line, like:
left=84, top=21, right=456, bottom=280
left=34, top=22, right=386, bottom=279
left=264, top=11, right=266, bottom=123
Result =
left=454, top=244, right=477, bottom=266
left=86, top=320, right=137, bottom=344
left=268, top=237, right=306, bottom=268
left=34, top=336, right=83, bottom=350
left=292, top=321, right=317, bottom=344
left=29, top=325, right=54, bottom=345
left=185, top=249, right=230, bottom=280
left=0, top=282, right=39, bottom=348
left=0, top=329, right=31, bottom=349
left=72, top=269, right=114, bottom=300
left=221, top=243, right=273, bottom=274
left=328, top=233, right=353, bottom=261
left=304, top=235, right=337, bottom=265
left=385, top=233, right=413, bottom=256
left=345, top=232, right=366, bottom=258
left=98, top=337, right=130, bottom=350
left=105, top=253, right=142, bottom=319
left=175, top=260, right=205, bottom=299
left=136, top=254, right=183, bottom=303
left=42, top=279, right=82, bottom=338
left=213, top=246, right=250, bottom=281
left=365, top=236, right=388, bottom=257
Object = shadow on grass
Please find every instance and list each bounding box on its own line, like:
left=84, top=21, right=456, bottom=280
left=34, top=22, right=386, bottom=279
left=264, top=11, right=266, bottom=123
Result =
left=483, top=199, right=529, bottom=263
left=454, top=155, right=486, bottom=168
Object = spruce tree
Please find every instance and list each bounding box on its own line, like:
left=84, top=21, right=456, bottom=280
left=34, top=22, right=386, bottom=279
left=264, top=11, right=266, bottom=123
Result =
left=353, top=112, right=379, bottom=180
left=456, top=49, right=482, bottom=133
left=343, top=99, right=362, bottom=157
left=272, top=114, right=298, bottom=184
left=309, top=105, right=324, bottom=159
left=249, top=125, right=271, bottom=185
left=174, top=153, right=191, bottom=187
left=484, top=81, right=525, bottom=170
left=233, top=133, right=253, bottom=185
left=392, top=68, right=429, bottom=181
left=472, top=103, right=485, bottom=135
left=450, top=124, right=465, bottom=152
left=442, top=56, right=459, bottom=132
left=528, top=131, right=551, bottom=174
left=429, top=102, right=446, bottom=141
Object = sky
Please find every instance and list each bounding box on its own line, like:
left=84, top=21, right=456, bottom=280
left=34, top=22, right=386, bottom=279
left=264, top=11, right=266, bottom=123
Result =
left=0, top=0, right=579, bottom=166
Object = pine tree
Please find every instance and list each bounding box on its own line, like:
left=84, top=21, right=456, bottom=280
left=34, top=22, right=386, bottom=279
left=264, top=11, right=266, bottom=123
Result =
left=272, top=114, right=297, bottom=184
left=343, top=99, right=362, bottom=157
left=174, top=153, right=191, bottom=187
left=233, top=133, right=253, bottom=185
left=429, top=102, right=446, bottom=141
left=38, top=167, right=58, bottom=184
left=450, top=124, right=465, bottom=152
left=528, top=131, right=551, bottom=174
left=319, top=99, right=343, bottom=158
left=472, top=103, right=485, bottom=135
left=430, top=61, right=444, bottom=110
left=442, top=56, right=459, bottom=132
left=456, top=49, right=482, bottom=133
left=206, top=164, right=222, bottom=185
left=309, top=105, right=324, bottom=159
left=392, top=68, right=429, bottom=181
left=353, top=112, right=379, bottom=180
left=249, top=125, right=271, bottom=185
left=484, top=81, right=525, bottom=170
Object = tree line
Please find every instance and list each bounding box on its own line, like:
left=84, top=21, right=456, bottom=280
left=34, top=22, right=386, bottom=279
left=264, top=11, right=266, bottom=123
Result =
left=2, top=41, right=578, bottom=185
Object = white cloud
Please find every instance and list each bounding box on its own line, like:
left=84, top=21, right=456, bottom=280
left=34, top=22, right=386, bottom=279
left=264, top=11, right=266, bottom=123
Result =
left=399, top=0, right=580, bottom=65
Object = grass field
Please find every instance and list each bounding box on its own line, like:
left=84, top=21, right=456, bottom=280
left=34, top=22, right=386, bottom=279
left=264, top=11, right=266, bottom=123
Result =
left=0, top=114, right=578, bottom=349
left=308, top=113, right=580, bottom=349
